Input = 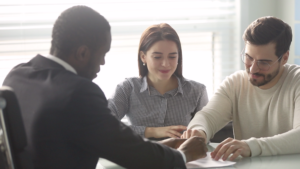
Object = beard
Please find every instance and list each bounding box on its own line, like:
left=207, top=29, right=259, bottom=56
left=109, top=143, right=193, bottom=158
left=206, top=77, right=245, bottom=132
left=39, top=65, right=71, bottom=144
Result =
left=246, top=64, right=280, bottom=87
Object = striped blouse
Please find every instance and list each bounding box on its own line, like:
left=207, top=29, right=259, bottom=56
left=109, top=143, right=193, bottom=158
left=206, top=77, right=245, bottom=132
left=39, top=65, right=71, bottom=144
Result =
left=108, top=76, right=208, bottom=137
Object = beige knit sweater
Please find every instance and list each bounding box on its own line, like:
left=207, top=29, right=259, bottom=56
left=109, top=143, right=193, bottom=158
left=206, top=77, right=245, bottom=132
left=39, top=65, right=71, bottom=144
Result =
left=189, top=64, right=300, bottom=157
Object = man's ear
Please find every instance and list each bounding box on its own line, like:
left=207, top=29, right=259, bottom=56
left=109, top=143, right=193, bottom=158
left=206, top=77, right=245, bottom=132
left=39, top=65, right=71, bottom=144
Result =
left=75, top=45, right=91, bottom=63
left=281, top=50, right=289, bottom=65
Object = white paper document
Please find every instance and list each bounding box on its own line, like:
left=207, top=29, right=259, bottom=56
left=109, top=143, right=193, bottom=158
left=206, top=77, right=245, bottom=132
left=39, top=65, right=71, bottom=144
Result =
left=186, top=152, right=236, bottom=168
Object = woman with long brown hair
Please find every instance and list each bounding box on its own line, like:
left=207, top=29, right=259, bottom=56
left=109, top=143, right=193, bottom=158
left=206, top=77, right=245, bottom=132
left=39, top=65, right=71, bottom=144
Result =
left=108, top=23, right=208, bottom=139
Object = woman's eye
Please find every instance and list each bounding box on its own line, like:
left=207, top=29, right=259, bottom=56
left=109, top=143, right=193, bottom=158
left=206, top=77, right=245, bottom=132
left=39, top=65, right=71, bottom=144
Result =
left=154, top=56, right=161, bottom=59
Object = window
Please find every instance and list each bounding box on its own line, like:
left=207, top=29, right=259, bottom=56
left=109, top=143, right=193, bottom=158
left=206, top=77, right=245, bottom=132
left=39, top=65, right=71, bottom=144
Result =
left=0, top=0, right=237, bottom=98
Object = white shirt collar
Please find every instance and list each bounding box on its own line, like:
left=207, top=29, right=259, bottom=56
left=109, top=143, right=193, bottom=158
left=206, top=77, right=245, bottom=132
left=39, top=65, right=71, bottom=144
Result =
left=44, top=54, right=77, bottom=74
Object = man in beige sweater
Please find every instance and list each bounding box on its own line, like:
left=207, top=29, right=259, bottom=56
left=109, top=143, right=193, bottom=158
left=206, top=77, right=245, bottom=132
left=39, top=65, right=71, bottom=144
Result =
left=182, top=16, right=300, bottom=161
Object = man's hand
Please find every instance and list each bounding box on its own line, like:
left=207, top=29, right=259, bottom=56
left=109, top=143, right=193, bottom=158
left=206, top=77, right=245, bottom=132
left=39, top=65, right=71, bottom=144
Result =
left=145, top=125, right=187, bottom=138
left=211, top=137, right=251, bottom=161
left=158, top=138, right=186, bottom=149
left=181, top=129, right=207, bottom=143
left=178, top=136, right=208, bottom=162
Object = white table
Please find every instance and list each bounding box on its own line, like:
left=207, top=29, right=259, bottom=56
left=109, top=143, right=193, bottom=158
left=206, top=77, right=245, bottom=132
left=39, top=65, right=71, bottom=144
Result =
left=97, top=143, right=300, bottom=169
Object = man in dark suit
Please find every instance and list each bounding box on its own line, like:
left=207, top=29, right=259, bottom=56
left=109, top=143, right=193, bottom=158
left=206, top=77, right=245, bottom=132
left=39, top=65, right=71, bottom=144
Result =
left=3, top=6, right=207, bottom=169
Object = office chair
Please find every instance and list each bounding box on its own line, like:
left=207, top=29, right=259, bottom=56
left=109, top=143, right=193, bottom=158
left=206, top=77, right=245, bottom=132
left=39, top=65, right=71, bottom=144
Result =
left=0, top=86, right=33, bottom=169
left=210, top=122, right=234, bottom=143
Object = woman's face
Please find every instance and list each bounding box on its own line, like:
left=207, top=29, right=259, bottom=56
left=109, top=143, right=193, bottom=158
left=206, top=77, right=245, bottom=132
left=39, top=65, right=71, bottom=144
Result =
left=141, top=40, right=179, bottom=82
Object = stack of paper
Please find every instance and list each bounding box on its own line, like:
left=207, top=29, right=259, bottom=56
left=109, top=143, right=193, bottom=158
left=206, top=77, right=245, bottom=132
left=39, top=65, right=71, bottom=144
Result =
left=186, top=152, right=236, bottom=168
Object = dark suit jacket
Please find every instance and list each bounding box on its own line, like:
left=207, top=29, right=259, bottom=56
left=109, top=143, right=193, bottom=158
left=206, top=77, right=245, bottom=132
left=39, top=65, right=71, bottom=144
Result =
left=3, top=55, right=186, bottom=169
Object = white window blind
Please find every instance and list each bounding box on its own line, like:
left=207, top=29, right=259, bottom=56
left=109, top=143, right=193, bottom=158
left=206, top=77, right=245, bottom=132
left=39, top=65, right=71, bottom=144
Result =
left=0, top=0, right=237, bottom=98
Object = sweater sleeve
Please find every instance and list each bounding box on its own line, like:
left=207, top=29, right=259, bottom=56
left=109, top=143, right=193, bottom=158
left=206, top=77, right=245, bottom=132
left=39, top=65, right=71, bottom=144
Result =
left=188, top=75, right=234, bottom=142
left=244, top=128, right=300, bottom=157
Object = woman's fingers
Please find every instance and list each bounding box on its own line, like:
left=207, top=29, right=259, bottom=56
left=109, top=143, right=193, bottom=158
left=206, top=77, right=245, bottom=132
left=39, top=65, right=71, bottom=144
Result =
left=171, top=125, right=187, bottom=131
left=168, top=129, right=182, bottom=138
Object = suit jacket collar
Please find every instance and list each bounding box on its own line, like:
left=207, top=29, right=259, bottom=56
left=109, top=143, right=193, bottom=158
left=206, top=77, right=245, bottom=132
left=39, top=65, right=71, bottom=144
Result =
left=44, top=55, right=77, bottom=74
left=30, top=54, right=68, bottom=71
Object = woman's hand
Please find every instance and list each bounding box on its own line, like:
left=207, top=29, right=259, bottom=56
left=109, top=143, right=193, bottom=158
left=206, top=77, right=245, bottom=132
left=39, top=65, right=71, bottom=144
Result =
left=145, top=125, right=187, bottom=138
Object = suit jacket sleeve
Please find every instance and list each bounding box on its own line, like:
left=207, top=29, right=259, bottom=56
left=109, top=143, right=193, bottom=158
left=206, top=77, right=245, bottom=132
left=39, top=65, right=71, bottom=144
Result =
left=66, top=80, right=186, bottom=169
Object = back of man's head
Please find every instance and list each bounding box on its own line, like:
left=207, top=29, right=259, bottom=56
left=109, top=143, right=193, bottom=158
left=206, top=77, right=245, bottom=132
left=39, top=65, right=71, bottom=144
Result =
left=243, top=16, right=292, bottom=58
left=50, top=6, right=111, bottom=58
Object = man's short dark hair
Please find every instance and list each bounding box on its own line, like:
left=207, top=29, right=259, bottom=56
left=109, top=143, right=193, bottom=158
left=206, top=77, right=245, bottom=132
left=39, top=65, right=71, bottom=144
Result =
left=50, top=6, right=111, bottom=58
left=243, top=16, right=292, bottom=58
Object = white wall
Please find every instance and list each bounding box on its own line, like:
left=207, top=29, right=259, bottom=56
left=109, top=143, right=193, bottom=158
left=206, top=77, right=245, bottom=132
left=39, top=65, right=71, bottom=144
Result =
left=276, top=0, right=295, bottom=64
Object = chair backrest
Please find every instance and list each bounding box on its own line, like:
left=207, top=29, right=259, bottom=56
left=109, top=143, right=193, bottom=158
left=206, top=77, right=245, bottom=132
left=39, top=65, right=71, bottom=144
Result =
left=0, top=86, right=33, bottom=169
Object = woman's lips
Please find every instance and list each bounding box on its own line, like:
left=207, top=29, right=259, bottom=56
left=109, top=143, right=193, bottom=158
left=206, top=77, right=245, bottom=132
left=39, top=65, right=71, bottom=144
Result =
left=159, top=70, right=170, bottom=73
